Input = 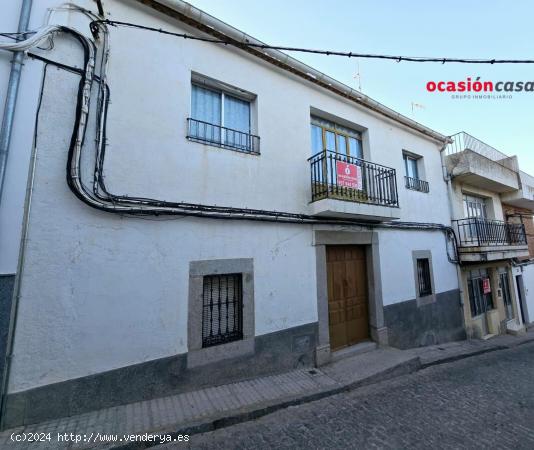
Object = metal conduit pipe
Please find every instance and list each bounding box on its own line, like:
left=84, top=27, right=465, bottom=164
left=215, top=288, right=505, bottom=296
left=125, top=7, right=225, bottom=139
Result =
left=0, top=0, right=32, bottom=428
left=0, top=0, right=33, bottom=204
left=440, top=144, right=466, bottom=327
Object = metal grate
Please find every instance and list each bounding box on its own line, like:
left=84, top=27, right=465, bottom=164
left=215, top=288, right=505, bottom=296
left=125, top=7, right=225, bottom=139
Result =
left=202, top=274, right=243, bottom=348
left=308, top=150, right=399, bottom=207
left=452, top=218, right=527, bottom=247
left=416, top=258, right=432, bottom=297
left=405, top=176, right=429, bottom=193
left=187, top=118, right=260, bottom=154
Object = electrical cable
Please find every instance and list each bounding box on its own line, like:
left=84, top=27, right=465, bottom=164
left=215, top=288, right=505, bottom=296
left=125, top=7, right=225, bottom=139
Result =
left=90, top=19, right=534, bottom=65
left=0, top=24, right=460, bottom=263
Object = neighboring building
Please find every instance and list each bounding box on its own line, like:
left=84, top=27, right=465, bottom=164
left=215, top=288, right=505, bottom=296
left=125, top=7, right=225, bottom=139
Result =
left=444, top=132, right=534, bottom=338
left=501, top=172, right=534, bottom=325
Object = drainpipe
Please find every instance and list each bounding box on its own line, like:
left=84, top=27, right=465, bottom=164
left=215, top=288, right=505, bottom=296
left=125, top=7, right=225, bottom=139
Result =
left=0, top=0, right=32, bottom=429
left=0, top=0, right=33, bottom=204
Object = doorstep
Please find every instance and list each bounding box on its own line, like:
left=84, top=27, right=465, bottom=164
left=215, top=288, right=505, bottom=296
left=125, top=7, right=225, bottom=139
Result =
left=482, top=333, right=497, bottom=340
left=330, top=340, right=377, bottom=363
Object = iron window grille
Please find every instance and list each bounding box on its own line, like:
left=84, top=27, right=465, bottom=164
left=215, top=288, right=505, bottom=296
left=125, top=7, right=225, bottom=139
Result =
left=405, top=176, right=429, bottom=193
left=308, top=150, right=399, bottom=206
left=188, top=83, right=259, bottom=154
left=187, top=118, right=260, bottom=154
left=202, top=273, right=243, bottom=348
left=416, top=258, right=432, bottom=297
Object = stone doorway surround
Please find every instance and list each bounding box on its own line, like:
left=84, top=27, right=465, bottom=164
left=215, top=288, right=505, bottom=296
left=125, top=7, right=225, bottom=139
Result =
left=314, top=230, right=388, bottom=366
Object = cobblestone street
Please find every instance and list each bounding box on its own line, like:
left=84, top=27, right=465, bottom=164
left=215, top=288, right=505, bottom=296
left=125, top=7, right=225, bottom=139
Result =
left=171, top=342, right=534, bottom=450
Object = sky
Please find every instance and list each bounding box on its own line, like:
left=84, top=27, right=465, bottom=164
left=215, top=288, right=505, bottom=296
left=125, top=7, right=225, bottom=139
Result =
left=187, top=0, right=534, bottom=173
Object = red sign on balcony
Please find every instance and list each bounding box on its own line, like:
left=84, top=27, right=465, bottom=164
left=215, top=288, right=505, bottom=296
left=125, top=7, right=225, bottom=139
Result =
left=483, top=278, right=491, bottom=294
left=336, top=161, right=362, bottom=189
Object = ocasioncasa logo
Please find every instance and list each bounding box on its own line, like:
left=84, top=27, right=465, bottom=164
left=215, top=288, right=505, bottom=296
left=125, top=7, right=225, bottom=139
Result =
left=426, top=77, right=534, bottom=99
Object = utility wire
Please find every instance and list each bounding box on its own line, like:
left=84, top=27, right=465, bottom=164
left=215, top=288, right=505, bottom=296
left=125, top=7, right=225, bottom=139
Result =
left=91, top=19, right=534, bottom=64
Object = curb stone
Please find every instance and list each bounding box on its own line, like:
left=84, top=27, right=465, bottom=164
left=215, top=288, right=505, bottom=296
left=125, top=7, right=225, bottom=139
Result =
left=109, top=338, right=534, bottom=450
left=109, top=357, right=421, bottom=450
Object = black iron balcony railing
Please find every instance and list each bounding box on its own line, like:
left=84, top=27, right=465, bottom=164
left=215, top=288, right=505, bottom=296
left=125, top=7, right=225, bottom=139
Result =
left=308, top=150, right=399, bottom=207
left=405, top=176, right=429, bottom=193
left=187, top=118, right=260, bottom=154
left=453, top=218, right=527, bottom=247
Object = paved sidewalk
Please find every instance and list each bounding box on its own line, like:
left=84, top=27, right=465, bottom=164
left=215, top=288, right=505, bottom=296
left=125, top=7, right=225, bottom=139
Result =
left=411, top=329, right=534, bottom=367
left=1, top=331, right=533, bottom=450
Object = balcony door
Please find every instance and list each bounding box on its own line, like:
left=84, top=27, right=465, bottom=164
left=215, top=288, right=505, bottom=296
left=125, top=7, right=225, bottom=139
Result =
left=463, top=194, right=488, bottom=219
left=310, top=118, right=363, bottom=159
left=310, top=118, right=364, bottom=198
left=462, top=194, right=488, bottom=243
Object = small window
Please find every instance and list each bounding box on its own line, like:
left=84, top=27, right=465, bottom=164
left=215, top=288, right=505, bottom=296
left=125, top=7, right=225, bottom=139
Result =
left=416, top=258, right=432, bottom=297
left=403, top=153, right=419, bottom=179
left=188, top=83, right=259, bottom=153
left=403, top=153, right=429, bottom=193
left=202, top=274, right=243, bottom=348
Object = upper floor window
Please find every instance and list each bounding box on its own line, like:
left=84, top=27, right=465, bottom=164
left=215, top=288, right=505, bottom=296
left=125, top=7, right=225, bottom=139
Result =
left=463, top=194, right=487, bottom=219
left=403, top=152, right=429, bottom=193
left=310, top=118, right=363, bottom=159
left=188, top=81, right=259, bottom=154
left=403, top=154, right=419, bottom=179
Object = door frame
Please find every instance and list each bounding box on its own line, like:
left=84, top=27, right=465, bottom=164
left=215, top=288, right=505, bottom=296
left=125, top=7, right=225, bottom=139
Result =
left=515, top=274, right=528, bottom=325
left=314, top=230, right=387, bottom=366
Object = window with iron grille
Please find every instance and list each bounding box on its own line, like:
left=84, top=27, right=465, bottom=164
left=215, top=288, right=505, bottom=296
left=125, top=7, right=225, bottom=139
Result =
left=188, top=80, right=259, bottom=153
left=202, top=273, right=243, bottom=348
left=416, top=258, right=432, bottom=297
left=467, top=269, right=494, bottom=317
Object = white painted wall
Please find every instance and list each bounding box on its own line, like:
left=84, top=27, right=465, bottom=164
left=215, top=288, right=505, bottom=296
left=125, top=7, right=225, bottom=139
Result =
left=0, top=0, right=90, bottom=275
left=6, top=0, right=459, bottom=392
left=95, top=1, right=451, bottom=223
left=521, top=264, right=534, bottom=324
left=379, top=230, right=458, bottom=306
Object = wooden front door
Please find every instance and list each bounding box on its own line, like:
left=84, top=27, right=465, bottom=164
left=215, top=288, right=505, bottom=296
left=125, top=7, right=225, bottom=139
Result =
left=327, top=245, right=370, bottom=351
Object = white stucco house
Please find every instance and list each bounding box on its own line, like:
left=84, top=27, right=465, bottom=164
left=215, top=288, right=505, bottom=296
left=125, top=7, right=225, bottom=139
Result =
left=0, top=0, right=532, bottom=428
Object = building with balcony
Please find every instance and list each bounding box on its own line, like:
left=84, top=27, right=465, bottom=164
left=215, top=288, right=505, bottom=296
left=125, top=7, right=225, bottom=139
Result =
left=0, top=0, right=470, bottom=426
left=444, top=132, right=533, bottom=339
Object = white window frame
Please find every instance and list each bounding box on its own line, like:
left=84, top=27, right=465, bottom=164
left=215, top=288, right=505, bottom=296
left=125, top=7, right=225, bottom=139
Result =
left=403, top=153, right=419, bottom=180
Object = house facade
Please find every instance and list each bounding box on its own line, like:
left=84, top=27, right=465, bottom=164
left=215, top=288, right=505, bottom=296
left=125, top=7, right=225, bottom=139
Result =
left=0, top=0, right=531, bottom=428
left=444, top=133, right=534, bottom=337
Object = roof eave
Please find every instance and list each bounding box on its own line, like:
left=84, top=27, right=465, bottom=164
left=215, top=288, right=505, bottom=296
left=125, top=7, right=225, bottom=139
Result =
left=136, top=0, right=451, bottom=145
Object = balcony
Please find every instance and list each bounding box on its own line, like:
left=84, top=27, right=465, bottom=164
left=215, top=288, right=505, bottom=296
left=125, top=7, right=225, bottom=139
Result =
left=453, top=218, right=529, bottom=262
left=501, top=170, right=534, bottom=210
left=444, top=132, right=519, bottom=193
left=187, top=118, right=260, bottom=154
left=405, top=176, right=429, bottom=193
left=308, top=150, right=399, bottom=221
